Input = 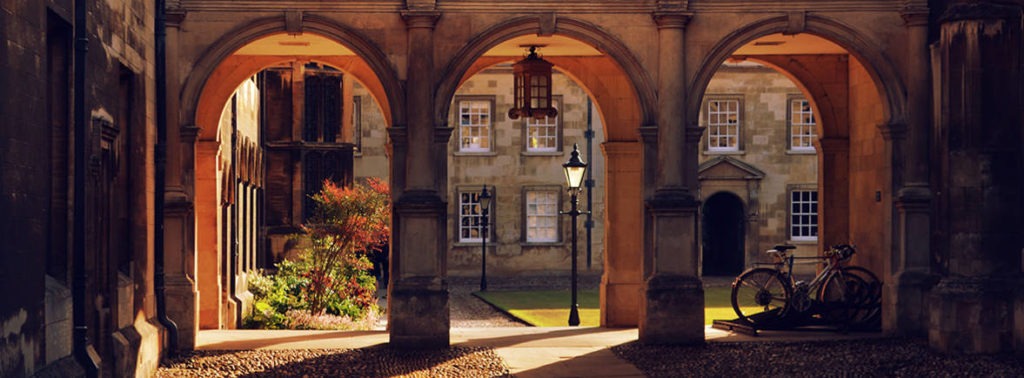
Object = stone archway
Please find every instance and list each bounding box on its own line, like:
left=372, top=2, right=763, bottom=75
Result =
left=688, top=14, right=917, bottom=336
left=434, top=16, right=658, bottom=328
left=168, top=17, right=403, bottom=349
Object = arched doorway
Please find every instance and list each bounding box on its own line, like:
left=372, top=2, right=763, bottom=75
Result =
left=701, top=192, right=745, bottom=276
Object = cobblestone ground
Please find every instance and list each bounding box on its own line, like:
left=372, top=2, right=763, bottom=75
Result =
left=158, top=346, right=511, bottom=377
left=613, top=337, right=1024, bottom=377
left=159, top=275, right=1024, bottom=377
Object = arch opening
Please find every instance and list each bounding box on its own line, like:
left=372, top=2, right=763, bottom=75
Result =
left=693, top=28, right=895, bottom=328
left=438, top=22, right=653, bottom=328
left=185, top=27, right=399, bottom=334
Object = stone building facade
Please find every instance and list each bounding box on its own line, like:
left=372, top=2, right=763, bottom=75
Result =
left=2, top=0, right=1023, bottom=376
left=698, top=61, right=822, bottom=277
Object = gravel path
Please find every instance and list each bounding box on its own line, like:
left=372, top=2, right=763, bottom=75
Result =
left=613, top=337, right=1024, bottom=377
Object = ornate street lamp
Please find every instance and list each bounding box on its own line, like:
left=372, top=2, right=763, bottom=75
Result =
left=561, top=144, right=588, bottom=326
left=479, top=185, right=492, bottom=292
left=508, top=46, right=558, bottom=120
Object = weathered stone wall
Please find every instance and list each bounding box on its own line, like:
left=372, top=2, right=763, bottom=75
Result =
left=0, top=0, right=159, bottom=376
left=444, top=69, right=606, bottom=277
left=698, top=63, right=819, bottom=274
left=847, top=58, right=887, bottom=278
left=0, top=0, right=52, bottom=374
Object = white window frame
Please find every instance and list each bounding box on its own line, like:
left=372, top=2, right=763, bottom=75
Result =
left=705, top=97, right=741, bottom=152
left=789, top=189, right=819, bottom=241
left=525, top=98, right=561, bottom=152
left=524, top=189, right=560, bottom=243
left=458, top=188, right=492, bottom=243
left=456, top=97, right=493, bottom=153
left=789, top=98, right=817, bottom=152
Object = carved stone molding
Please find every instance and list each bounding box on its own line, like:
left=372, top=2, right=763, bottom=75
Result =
left=401, top=10, right=442, bottom=29
left=652, top=12, right=692, bottom=29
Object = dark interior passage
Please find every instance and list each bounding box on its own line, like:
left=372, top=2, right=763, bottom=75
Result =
left=701, top=192, right=746, bottom=276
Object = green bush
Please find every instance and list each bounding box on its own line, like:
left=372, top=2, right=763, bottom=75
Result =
left=242, top=179, right=389, bottom=330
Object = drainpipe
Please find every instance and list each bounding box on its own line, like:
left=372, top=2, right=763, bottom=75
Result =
left=154, top=0, right=179, bottom=355
left=584, top=98, right=594, bottom=269
left=72, top=0, right=99, bottom=375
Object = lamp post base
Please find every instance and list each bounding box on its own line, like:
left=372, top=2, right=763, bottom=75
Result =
left=568, top=304, right=580, bottom=326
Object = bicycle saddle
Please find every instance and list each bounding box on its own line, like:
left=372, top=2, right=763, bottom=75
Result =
left=772, top=244, right=797, bottom=252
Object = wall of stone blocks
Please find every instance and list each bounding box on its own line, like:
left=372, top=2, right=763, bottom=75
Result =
left=698, top=63, right=819, bottom=275
left=441, top=69, right=607, bottom=277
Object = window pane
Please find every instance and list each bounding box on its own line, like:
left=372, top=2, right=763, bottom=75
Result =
left=525, top=190, right=558, bottom=242
left=790, top=189, right=819, bottom=240
left=790, top=99, right=817, bottom=151
left=706, top=99, right=740, bottom=151
left=458, top=100, right=491, bottom=152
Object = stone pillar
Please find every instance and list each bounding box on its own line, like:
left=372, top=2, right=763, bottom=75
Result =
left=389, top=10, right=449, bottom=349
left=194, top=141, right=221, bottom=329
left=600, top=141, right=643, bottom=327
left=165, top=125, right=199, bottom=349
left=640, top=12, right=704, bottom=345
left=162, top=8, right=199, bottom=349
left=882, top=7, right=938, bottom=336
left=929, top=2, right=1023, bottom=354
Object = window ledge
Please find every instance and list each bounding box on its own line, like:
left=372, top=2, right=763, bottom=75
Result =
left=520, top=241, right=564, bottom=247
left=453, top=151, right=498, bottom=157
left=704, top=150, right=745, bottom=156
left=452, top=241, right=489, bottom=247
left=785, top=239, right=818, bottom=245
left=786, top=149, right=816, bottom=155
left=521, top=151, right=563, bottom=157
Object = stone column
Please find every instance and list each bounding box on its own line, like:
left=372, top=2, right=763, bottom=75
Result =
left=640, top=12, right=704, bottom=345
left=883, top=7, right=938, bottom=336
left=389, top=10, right=449, bottom=349
left=929, top=1, right=1023, bottom=354
left=165, top=124, right=199, bottom=349
left=163, top=10, right=200, bottom=349
left=600, top=141, right=643, bottom=327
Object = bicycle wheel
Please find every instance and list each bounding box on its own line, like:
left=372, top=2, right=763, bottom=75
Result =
left=731, top=268, right=791, bottom=326
left=841, top=266, right=882, bottom=329
left=817, top=271, right=870, bottom=326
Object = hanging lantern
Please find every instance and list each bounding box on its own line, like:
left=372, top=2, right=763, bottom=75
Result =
left=508, top=46, right=558, bottom=120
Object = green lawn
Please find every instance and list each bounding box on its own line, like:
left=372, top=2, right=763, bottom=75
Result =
left=474, top=286, right=743, bottom=327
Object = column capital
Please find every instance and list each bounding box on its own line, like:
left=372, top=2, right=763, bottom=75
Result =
left=900, top=7, right=930, bottom=27
left=401, top=10, right=442, bottom=29
left=638, top=126, right=658, bottom=144
left=684, top=125, right=705, bottom=144
left=895, top=185, right=933, bottom=207
left=166, top=9, right=187, bottom=28
left=646, top=189, right=699, bottom=212
left=433, top=127, right=453, bottom=144
left=877, top=122, right=907, bottom=141
left=388, top=126, right=408, bottom=147
left=652, top=12, right=693, bottom=29
left=180, top=124, right=201, bottom=143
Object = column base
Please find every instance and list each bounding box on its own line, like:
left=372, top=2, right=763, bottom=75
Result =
left=639, top=274, right=704, bottom=345
left=929, top=275, right=1020, bottom=353
left=165, top=277, right=198, bottom=350
left=883, top=270, right=939, bottom=336
left=389, top=277, right=449, bottom=349
left=600, top=279, right=641, bottom=327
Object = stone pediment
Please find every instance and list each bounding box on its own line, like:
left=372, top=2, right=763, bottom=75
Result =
left=698, top=156, right=765, bottom=181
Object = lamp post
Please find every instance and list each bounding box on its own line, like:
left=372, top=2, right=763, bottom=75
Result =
left=562, top=144, right=588, bottom=326
left=479, top=185, right=492, bottom=292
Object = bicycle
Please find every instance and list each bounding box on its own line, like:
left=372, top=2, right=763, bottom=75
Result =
left=729, top=244, right=876, bottom=329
